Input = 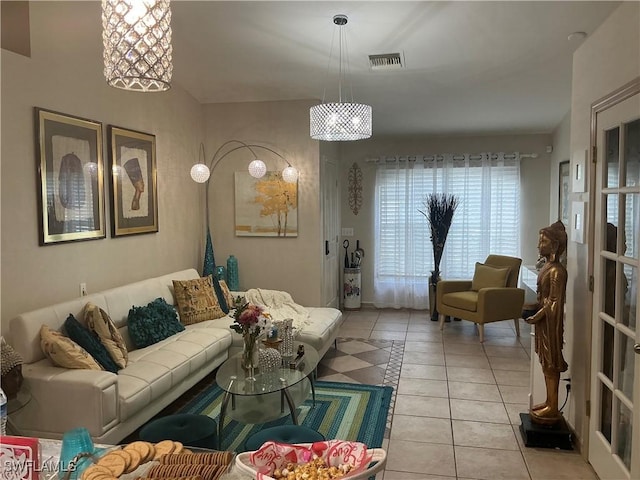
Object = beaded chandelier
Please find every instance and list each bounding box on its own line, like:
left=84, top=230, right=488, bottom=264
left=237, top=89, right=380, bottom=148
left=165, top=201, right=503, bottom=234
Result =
left=102, top=0, right=173, bottom=92
left=310, top=14, right=372, bottom=141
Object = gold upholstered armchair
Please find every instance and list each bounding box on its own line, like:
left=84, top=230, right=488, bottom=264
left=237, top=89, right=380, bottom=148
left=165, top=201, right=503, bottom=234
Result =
left=436, top=254, right=525, bottom=342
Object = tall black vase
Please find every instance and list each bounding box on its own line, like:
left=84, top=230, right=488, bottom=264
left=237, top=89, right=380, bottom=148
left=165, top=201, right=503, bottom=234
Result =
left=428, top=270, right=441, bottom=321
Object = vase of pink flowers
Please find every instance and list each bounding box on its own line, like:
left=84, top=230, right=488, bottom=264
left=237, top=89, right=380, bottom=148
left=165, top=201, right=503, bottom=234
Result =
left=230, top=297, right=271, bottom=380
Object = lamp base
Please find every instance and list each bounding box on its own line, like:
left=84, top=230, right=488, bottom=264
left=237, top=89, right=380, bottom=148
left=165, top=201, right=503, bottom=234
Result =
left=519, top=413, right=573, bottom=450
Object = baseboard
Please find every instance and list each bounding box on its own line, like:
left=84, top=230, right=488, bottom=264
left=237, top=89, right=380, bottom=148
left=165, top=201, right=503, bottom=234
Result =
left=341, top=301, right=428, bottom=310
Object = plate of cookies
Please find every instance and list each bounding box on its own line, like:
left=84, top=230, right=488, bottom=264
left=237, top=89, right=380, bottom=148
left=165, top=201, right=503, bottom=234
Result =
left=234, top=440, right=386, bottom=480
left=80, top=440, right=234, bottom=480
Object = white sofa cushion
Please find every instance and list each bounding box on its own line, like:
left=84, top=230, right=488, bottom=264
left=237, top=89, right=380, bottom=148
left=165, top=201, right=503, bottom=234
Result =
left=298, top=307, right=344, bottom=357
left=161, top=339, right=208, bottom=372
left=119, top=361, right=172, bottom=399
left=180, top=327, right=232, bottom=362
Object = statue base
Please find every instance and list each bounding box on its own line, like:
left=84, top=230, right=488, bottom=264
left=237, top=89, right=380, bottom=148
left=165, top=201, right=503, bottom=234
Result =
left=519, top=413, right=573, bottom=450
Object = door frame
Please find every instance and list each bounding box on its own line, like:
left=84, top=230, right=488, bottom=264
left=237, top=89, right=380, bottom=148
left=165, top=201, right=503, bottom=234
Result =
left=587, top=76, right=640, bottom=464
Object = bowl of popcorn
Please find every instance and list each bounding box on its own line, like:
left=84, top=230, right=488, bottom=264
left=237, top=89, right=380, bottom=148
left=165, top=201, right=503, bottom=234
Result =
left=234, top=440, right=387, bottom=480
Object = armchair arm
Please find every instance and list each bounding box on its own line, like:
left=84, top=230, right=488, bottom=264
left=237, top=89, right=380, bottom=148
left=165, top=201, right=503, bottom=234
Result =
left=12, top=363, right=118, bottom=437
left=477, top=287, right=525, bottom=321
left=437, top=280, right=473, bottom=295
left=436, top=280, right=473, bottom=312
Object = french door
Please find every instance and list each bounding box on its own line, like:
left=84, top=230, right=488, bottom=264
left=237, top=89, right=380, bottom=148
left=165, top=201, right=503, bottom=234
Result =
left=589, top=79, right=640, bottom=480
left=321, top=154, right=340, bottom=308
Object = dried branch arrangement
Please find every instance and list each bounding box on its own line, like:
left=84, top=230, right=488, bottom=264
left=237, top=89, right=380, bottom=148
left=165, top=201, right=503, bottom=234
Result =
left=418, top=193, right=459, bottom=279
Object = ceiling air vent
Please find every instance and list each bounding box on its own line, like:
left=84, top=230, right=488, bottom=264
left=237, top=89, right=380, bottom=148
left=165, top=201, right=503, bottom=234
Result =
left=368, top=53, right=404, bottom=71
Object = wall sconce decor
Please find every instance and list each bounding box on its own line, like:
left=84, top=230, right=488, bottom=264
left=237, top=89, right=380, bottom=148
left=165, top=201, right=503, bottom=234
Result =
left=348, top=162, right=363, bottom=215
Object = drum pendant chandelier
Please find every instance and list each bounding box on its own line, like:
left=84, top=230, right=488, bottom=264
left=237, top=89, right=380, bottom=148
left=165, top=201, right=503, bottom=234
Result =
left=102, top=0, right=173, bottom=92
left=310, top=14, right=372, bottom=141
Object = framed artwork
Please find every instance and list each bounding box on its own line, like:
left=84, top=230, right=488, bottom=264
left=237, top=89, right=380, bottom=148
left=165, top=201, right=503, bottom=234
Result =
left=234, top=171, right=298, bottom=237
left=35, top=108, right=105, bottom=245
left=107, top=126, right=158, bottom=236
left=558, top=160, right=570, bottom=225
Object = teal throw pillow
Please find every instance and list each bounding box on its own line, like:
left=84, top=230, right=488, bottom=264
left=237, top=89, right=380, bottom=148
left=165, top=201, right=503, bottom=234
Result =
left=211, top=276, right=229, bottom=314
left=63, top=314, right=120, bottom=373
left=128, top=297, right=185, bottom=349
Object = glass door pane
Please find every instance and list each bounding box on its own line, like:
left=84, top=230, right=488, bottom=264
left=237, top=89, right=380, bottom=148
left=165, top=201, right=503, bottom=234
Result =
left=624, top=119, right=639, bottom=187
left=589, top=89, right=640, bottom=479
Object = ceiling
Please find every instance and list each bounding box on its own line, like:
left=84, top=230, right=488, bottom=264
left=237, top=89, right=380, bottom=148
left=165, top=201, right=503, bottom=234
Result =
left=8, top=1, right=619, bottom=137
left=168, top=1, right=620, bottom=137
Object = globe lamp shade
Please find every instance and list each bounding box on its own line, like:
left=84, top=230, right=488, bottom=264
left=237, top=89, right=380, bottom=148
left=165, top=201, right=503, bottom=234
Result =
left=190, top=163, right=210, bottom=183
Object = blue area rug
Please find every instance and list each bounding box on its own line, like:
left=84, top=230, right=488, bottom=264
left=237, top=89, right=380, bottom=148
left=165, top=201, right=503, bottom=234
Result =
left=176, top=380, right=393, bottom=453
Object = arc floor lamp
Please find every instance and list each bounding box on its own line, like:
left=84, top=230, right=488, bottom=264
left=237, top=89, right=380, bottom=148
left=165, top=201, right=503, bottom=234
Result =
left=190, top=140, right=299, bottom=276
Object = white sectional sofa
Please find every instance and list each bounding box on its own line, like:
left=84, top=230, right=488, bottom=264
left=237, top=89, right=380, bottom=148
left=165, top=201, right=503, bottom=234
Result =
left=8, top=269, right=343, bottom=444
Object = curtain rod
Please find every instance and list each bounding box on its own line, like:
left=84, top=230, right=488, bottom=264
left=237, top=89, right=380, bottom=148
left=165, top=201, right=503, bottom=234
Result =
left=365, top=152, right=539, bottom=163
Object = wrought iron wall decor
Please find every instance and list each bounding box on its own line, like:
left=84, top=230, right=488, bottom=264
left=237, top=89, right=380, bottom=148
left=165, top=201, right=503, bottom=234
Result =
left=348, top=162, right=363, bottom=215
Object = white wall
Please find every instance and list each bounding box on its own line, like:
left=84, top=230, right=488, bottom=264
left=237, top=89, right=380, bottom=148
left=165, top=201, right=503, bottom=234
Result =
left=527, top=109, right=573, bottom=421
left=566, top=1, right=640, bottom=451
left=0, top=3, right=328, bottom=334
left=338, top=133, right=552, bottom=306
left=202, top=100, right=323, bottom=306
left=0, top=2, right=205, bottom=337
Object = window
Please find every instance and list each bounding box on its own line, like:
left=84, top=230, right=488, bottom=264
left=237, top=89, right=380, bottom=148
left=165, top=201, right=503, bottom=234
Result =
left=374, top=153, right=520, bottom=309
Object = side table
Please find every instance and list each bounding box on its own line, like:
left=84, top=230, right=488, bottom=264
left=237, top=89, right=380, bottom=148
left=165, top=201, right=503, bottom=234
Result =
left=6, top=388, right=32, bottom=435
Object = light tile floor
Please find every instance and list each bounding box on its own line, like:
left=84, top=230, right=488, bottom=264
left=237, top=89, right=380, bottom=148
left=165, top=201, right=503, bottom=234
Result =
left=316, top=309, right=599, bottom=480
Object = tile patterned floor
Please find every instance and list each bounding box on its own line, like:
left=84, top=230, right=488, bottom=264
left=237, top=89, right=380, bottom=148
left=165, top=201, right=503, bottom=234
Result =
left=317, top=337, right=404, bottom=436
left=316, top=309, right=600, bottom=480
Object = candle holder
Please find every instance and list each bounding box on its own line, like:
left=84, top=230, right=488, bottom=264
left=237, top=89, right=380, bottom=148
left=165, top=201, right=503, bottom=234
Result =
left=262, top=337, right=283, bottom=351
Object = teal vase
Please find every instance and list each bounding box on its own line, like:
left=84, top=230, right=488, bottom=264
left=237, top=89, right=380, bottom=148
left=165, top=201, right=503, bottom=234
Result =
left=227, top=255, right=239, bottom=290
left=214, top=265, right=227, bottom=283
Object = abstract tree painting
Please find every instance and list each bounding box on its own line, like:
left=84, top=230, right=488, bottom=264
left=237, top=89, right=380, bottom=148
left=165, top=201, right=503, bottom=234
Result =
left=234, top=171, right=298, bottom=237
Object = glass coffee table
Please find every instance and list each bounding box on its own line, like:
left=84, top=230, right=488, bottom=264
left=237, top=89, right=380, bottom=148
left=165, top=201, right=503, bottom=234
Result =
left=215, top=342, right=319, bottom=444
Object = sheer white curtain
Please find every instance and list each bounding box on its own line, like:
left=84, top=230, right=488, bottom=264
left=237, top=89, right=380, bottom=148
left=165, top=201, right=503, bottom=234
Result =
left=373, top=153, right=521, bottom=309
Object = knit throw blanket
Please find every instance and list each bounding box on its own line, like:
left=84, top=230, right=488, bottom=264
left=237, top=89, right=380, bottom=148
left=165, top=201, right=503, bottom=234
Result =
left=244, top=288, right=311, bottom=329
